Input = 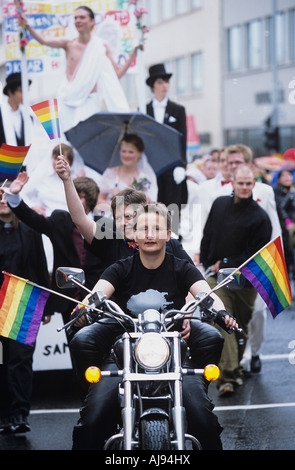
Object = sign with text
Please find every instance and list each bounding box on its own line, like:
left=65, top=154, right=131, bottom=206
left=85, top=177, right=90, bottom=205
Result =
left=2, top=0, right=138, bottom=77
left=33, top=313, right=72, bottom=371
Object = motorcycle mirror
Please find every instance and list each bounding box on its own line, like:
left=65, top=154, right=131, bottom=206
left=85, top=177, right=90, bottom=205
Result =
left=56, top=267, right=85, bottom=289
left=217, top=268, right=245, bottom=290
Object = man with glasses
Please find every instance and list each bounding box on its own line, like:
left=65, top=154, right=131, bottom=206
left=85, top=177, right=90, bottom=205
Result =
left=191, top=144, right=281, bottom=263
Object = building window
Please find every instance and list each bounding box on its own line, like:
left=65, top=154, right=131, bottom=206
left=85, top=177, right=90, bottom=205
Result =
left=176, top=56, right=186, bottom=95
left=191, top=52, right=202, bottom=92
left=276, top=11, right=286, bottom=63
left=247, top=19, right=263, bottom=69
left=176, top=0, right=189, bottom=15
left=265, top=17, right=272, bottom=65
left=227, top=25, right=242, bottom=72
left=191, top=0, right=203, bottom=9
left=290, top=9, right=295, bottom=61
left=146, top=0, right=160, bottom=26
left=161, top=0, right=174, bottom=21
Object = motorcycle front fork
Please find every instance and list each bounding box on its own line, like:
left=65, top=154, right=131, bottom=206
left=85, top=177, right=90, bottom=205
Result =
left=121, top=333, right=186, bottom=450
left=121, top=334, right=135, bottom=450
left=172, top=335, right=186, bottom=450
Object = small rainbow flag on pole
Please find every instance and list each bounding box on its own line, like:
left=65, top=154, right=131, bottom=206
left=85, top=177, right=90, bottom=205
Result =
left=0, top=272, right=50, bottom=347
left=239, top=236, right=292, bottom=318
left=31, top=99, right=61, bottom=140
left=0, top=143, right=31, bottom=181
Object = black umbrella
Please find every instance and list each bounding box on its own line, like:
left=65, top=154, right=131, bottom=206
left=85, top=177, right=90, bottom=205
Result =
left=65, top=112, right=183, bottom=175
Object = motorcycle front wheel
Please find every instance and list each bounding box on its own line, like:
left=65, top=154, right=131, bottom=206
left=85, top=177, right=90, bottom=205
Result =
left=140, top=417, right=171, bottom=450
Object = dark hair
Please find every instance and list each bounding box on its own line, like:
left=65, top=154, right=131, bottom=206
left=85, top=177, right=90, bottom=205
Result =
left=7, top=83, right=21, bottom=94
left=52, top=143, right=74, bottom=167
left=111, top=188, right=147, bottom=216
left=73, top=176, right=99, bottom=212
left=278, top=169, right=293, bottom=179
left=75, top=6, right=95, bottom=20
left=121, top=134, right=145, bottom=153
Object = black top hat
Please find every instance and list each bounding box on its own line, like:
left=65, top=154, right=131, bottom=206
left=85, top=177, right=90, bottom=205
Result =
left=3, top=73, right=32, bottom=95
left=146, top=64, right=172, bottom=87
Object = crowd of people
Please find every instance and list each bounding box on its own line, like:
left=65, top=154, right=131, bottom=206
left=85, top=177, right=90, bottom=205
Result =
left=0, top=4, right=294, bottom=449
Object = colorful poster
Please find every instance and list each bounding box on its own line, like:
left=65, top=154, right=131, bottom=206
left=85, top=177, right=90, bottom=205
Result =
left=2, top=0, right=139, bottom=77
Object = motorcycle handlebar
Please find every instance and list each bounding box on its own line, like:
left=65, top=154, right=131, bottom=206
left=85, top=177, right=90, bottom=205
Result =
left=90, top=294, right=241, bottom=335
left=60, top=291, right=241, bottom=335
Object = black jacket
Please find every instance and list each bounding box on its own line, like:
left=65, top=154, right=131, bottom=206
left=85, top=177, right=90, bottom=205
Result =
left=0, top=220, right=50, bottom=298
left=10, top=200, right=104, bottom=320
left=200, top=195, right=272, bottom=270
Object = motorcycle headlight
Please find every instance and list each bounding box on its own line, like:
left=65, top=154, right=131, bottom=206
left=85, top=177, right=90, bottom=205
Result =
left=134, top=333, right=170, bottom=370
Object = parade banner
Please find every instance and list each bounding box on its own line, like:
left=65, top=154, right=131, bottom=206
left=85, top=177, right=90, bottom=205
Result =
left=2, top=0, right=141, bottom=78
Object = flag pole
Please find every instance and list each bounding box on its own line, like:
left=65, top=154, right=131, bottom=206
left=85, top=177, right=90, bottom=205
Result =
left=56, top=98, right=62, bottom=156
left=134, top=0, right=146, bottom=113
left=14, top=0, right=31, bottom=146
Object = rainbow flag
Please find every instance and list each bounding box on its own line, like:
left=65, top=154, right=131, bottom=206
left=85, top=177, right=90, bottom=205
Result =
left=240, top=237, right=292, bottom=318
left=31, top=99, right=61, bottom=140
left=0, top=272, right=50, bottom=346
left=0, top=143, right=31, bottom=181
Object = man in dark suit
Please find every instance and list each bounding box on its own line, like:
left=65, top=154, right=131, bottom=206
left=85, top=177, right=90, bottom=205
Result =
left=0, top=73, right=32, bottom=147
left=146, top=64, right=188, bottom=233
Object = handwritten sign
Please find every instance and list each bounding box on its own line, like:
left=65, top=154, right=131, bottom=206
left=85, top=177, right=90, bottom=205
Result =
left=2, top=0, right=138, bottom=77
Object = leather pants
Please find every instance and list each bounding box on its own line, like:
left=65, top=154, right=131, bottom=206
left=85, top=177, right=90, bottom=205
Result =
left=70, top=319, right=224, bottom=450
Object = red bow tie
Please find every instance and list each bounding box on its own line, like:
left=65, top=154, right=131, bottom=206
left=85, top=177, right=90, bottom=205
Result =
left=221, top=180, right=232, bottom=186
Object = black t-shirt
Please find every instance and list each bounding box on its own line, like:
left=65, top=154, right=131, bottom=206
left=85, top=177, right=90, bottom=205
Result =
left=101, top=252, right=203, bottom=317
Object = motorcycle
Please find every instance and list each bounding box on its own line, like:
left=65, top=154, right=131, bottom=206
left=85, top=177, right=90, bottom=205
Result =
left=56, top=267, right=241, bottom=451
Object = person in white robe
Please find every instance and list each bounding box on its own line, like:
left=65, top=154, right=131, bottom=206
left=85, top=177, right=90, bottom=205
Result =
left=20, top=6, right=130, bottom=134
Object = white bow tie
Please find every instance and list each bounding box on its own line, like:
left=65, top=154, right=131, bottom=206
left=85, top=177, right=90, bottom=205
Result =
left=153, top=101, right=166, bottom=108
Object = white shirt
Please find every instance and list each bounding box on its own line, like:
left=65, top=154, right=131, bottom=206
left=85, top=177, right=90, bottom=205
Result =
left=9, top=106, right=23, bottom=139
left=152, top=97, right=168, bottom=124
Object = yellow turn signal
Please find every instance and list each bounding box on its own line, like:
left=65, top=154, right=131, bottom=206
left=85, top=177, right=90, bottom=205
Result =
left=204, top=364, right=220, bottom=382
left=85, top=366, right=101, bottom=383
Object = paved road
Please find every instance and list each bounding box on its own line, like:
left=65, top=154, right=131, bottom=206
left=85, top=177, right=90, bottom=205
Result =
left=210, top=303, right=295, bottom=450
left=1, top=303, right=295, bottom=451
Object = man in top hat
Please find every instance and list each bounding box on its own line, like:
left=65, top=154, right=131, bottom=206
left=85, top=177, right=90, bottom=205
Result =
left=0, top=73, right=32, bottom=148
left=146, top=64, right=188, bottom=233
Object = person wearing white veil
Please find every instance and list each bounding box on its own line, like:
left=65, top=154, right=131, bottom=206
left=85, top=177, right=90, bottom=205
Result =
left=97, top=134, right=158, bottom=213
